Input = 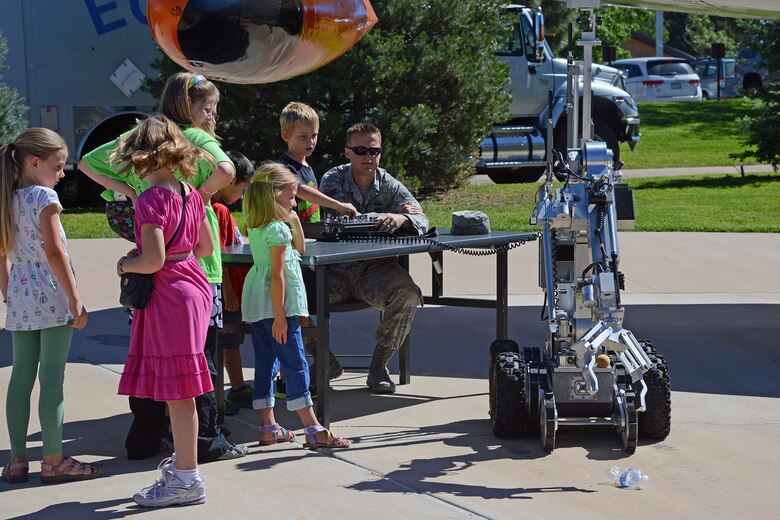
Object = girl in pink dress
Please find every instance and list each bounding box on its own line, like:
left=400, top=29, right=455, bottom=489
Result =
left=112, top=114, right=215, bottom=508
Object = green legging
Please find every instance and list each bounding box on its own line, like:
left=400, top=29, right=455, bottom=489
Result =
left=6, top=325, right=73, bottom=457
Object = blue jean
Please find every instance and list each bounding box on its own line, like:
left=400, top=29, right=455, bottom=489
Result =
left=250, top=317, right=312, bottom=411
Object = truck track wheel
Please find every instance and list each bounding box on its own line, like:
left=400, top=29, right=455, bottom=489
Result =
left=539, top=390, right=557, bottom=453
left=489, top=340, right=520, bottom=402
left=489, top=340, right=520, bottom=370
left=637, top=340, right=672, bottom=440
left=489, top=351, right=527, bottom=438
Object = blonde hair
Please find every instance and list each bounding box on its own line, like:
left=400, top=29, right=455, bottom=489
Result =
left=158, top=72, right=221, bottom=137
left=0, top=128, right=67, bottom=254
left=280, top=102, right=319, bottom=133
left=109, top=113, right=215, bottom=180
left=243, top=161, right=297, bottom=232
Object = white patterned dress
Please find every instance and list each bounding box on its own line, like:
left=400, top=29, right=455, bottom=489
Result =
left=4, top=186, right=74, bottom=331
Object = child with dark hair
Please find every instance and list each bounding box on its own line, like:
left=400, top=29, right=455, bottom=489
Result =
left=211, top=151, right=254, bottom=414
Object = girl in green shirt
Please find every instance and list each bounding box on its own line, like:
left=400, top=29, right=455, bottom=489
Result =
left=242, top=162, right=349, bottom=449
left=79, top=72, right=234, bottom=285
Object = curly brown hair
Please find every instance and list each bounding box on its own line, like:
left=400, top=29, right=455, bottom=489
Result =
left=109, top=113, right=215, bottom=180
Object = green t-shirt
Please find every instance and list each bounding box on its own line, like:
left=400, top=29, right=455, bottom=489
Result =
left=82, top=126, right=233, bottom=283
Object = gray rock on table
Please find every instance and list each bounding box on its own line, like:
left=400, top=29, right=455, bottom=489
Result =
left=451, top=210, right=490, bottom=235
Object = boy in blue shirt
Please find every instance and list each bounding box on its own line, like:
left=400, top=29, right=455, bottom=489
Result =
left=276, top=102, right=357, bottom=392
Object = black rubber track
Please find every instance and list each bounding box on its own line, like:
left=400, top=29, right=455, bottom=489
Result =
left=490, top=351, right=527, bottom=438
left=637, top=340, right=672, bottom=440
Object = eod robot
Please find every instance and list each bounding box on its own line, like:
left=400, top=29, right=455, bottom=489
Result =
left=488, top=6, right=671, bottom=453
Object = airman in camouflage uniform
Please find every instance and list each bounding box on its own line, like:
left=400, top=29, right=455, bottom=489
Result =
left=320, top=122, right=428, bottom=393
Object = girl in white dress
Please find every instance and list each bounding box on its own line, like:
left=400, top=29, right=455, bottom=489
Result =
left=0, top=128, right=97, bottom=484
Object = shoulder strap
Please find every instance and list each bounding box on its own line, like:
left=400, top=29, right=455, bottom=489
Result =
left=164, top=181, right=187, bottom=251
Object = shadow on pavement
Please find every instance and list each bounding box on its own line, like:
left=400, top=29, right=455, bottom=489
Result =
left=2, top=303, right=777, bottom=401
left=3, top=498, right=146, bottom=520
left=345, top=419, right=598, bottom=500
left=403, top=304, right=780, bottom=399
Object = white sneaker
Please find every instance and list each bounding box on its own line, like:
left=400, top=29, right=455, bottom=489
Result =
left=217, top=443, right=249, bottom=460
left=158, top=454, right=175, bottom=477
left=133, top=470, right=206, bottom=508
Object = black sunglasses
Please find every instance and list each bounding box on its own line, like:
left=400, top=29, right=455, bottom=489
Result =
left=347, top=146, right=382, bottom=156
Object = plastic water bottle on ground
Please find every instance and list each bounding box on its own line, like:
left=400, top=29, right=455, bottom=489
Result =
left=605, top=466, right=649, bottom=489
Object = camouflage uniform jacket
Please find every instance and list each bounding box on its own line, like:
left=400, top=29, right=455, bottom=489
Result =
left=320, top=164, right=429, bottom=234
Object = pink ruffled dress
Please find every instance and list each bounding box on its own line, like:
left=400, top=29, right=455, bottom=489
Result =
left=117, top=184, right=214, bottom=401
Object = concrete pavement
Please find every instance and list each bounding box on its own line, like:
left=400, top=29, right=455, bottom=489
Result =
left=1, top=233, right=780, bottom=519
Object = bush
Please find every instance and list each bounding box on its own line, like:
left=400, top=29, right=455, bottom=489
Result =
left=0, top=30, right=27, bottom=143
left=732, top=21, right=780, bottom=170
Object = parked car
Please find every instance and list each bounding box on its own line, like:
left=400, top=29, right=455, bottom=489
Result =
left=736, top=50, right=780, bottom=93
left=611, top=57, right=702, bottom=102
left=690, top=58, right=739, bottom=99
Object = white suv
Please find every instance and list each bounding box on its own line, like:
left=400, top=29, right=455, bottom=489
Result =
left=612, top=57, right=702, bottom=102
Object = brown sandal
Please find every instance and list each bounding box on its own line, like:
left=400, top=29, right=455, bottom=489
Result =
left=1, top=459, right=29, bottom=484
left=302, top=425, right=351, bottom=449
left=40, top=456, right=102, bottom=484
left=258, top=423, right=296, bottom=446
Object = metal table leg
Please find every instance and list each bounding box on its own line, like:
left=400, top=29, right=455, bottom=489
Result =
left=497, top=250, right=509, bottom=339
left=398, top=255, right=411, bottom=384
left=315, top=266, right=331, bottom=428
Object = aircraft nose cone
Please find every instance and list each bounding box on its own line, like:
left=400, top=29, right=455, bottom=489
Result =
left=148, top=0, right=378, bottom=84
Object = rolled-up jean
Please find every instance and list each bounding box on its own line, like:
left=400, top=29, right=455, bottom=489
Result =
left=250, top=316, right=313, bottom=411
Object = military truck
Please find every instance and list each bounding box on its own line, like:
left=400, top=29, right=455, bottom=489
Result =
left=0, top=0, right=160, bottom=206
left=477, top=5, right=640, bottom=183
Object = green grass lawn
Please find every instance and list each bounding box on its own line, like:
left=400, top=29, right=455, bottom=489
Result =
left=61, top=98, right=778, bottom=237
left=618, top=98, right=764, bottom=169
left=628, top=174, right=780, bottom=232
left=62, top=173, right=780, bottom=238
left=421, top=173, right=780, bottom=233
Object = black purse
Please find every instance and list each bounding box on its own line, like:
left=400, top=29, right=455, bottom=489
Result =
left=119, top=182, right=187, bottom=310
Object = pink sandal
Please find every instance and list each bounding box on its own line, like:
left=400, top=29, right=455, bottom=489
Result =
left=303, top=425, right=351, bottom=449
left=258, top=423, right=296, bottom=446
left=40, top=456, right=102, bottom=484
left=1, top=459, right=29, bottom=484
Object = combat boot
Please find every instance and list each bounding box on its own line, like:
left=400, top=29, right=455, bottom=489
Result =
left=366, top=364, right=396, bottom=394
left=366, top=347, right=396, bottom=393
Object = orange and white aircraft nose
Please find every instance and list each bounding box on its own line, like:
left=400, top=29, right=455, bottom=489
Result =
left=147, top=0, right=377, bottom=84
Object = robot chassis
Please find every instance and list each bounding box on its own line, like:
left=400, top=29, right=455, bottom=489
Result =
left=488, top=4, right=671, bottom=454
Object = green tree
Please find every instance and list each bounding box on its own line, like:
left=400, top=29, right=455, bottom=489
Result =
left=526, top=0, right=576, bottom=55
left=664, top=13, right=760, bottom=58
left=148, top=0, right=512, bottom=195
left=0, top=30, right=27, bottom=143
left=596, top=6, right=655, bottom=62
left=732, top=21, right=780, bottom=169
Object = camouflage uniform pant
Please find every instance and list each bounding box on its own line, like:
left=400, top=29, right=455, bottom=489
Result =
left=328, top=258, right=423, bottom=367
